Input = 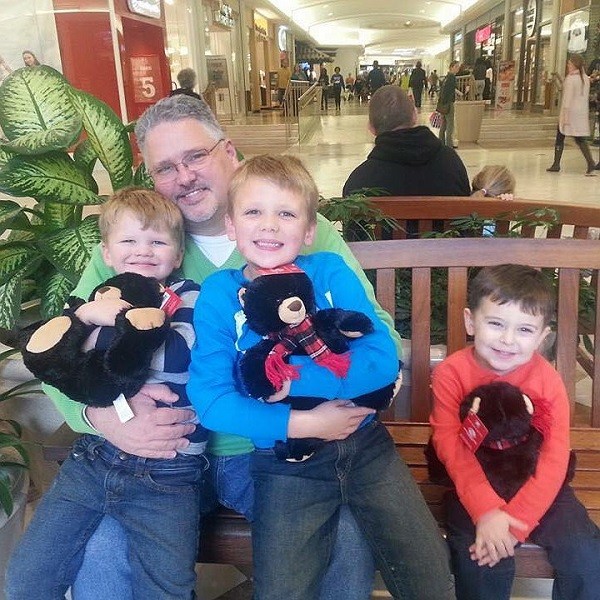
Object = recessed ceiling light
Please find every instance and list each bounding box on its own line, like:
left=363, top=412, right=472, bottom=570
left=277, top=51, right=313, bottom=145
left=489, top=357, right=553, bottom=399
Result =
left=328, top=12, right=333, bottom=16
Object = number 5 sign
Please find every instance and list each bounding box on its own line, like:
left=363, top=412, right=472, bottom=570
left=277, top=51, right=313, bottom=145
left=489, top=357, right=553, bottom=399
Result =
left=130, top=56, right=163, bottom=103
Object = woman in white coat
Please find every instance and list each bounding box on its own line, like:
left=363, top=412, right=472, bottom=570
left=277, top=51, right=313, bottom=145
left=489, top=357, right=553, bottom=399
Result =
left=547, top=54, right=595, bottom=175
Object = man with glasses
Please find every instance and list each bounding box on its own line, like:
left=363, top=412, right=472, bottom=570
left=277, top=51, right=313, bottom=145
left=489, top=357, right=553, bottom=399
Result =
left=46, top=95, right=404, bottom=599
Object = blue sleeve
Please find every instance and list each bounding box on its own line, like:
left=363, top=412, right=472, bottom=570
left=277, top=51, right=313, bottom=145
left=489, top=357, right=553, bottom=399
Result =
left=288, top=254, right=398, bottom=400
left=187, top=273, right=291, bottom=443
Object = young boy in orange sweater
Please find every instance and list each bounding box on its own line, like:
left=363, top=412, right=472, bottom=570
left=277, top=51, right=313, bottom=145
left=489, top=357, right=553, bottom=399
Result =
left=430, top=264, right=600, bottom=600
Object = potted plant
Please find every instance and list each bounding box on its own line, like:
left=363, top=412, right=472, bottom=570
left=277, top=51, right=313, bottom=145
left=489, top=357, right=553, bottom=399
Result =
left=0, top=64, right=150, bottom=340
left=0, top=346, right=42, bottom=594
left=318, top=189, right=399, bottom=241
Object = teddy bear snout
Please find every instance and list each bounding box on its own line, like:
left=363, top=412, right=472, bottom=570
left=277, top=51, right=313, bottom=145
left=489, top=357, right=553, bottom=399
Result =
left=288, top=300, right=302, bottom=312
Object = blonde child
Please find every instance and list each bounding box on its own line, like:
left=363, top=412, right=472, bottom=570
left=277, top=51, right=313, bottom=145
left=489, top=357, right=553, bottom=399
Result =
left=188, top=155, right=455, bottom=600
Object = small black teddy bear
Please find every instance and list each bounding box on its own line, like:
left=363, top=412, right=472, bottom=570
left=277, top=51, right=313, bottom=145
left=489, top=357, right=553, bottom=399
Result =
left=237, top=266, right=396, bottom=461
left=21, top=272, right=170, bottom=408
left=427, top=381, right=545, bottom=501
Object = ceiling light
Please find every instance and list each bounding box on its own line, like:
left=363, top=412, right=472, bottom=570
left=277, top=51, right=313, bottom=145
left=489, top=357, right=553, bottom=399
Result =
left=328, top=12, right=333, bottom=16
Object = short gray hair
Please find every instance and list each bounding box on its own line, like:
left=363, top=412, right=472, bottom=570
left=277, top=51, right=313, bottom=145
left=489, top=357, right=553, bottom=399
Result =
left=369, top=85, right=415, bottom=135
left=134, top=95, right=225, bottom=155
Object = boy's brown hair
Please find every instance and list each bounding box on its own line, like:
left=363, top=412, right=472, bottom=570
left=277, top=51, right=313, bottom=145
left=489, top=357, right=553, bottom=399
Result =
left=228, top=155, right=319, bottom=224
left=99, top=186, right=185, bottom=250
left=468, top=264, right=556, bottom=326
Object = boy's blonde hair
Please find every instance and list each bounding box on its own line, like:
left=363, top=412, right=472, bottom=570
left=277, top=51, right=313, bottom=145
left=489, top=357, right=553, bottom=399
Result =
left=228, top=155, right=319, bottom=224
left=468, top=264, right=555, bottom=327
left=471, top=165, right=516, bottom=198
left=99, top=187, right=185, bottom=251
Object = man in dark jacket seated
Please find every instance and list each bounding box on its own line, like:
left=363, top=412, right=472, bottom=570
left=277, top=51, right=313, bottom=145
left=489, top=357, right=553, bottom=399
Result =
left=343, top=85, right=470, bottom=237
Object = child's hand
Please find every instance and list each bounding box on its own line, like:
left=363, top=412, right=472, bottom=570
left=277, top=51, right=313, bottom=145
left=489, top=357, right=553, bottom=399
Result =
left=471, top=508, right=526, bottom=566
left=75, top=298, right=131, bottom=326
left=265, top=380, right=291, bottom=403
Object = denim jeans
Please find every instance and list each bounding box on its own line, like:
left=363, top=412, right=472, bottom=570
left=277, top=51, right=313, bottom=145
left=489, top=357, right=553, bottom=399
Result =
left=439, top=104, right=455, bottom=146
left=446, top=485, right=600, bottom=600
left=251, top=420, right=455, bottom=600
left=5, top=435, right=205, bottom=600
left=71, top=451, right=376, bottom=600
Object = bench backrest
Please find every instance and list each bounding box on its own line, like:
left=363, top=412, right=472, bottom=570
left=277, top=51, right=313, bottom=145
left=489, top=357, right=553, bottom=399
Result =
left=348, top=238, right=600, bottom=426
left=368, top=196, right=600, bottom=240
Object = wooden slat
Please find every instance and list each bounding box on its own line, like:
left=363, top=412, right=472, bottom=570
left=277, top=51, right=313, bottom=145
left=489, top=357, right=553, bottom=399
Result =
left=593, top=274, right=600, bottom=427
left=411, top=268, right=432, bottom=421
left=447, top=267, right=468, bottom=354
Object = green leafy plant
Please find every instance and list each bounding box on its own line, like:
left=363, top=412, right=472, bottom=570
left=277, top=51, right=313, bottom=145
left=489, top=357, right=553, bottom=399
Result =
left=0, top=65, right=150, bottom=337
left=0, top=348, right=42, bottom=515
left=318, top=189, right=400, bottom=241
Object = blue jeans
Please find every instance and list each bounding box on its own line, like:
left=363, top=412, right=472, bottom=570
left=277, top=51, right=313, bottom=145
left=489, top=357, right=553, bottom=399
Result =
left=5, top=435, right=205, bottom=600
left=251, top=420, right=455, bottom=600
left=439, top=104, right=455, bottom=146
left=446, top=485, right=600, bottom=600
left=72, top=452, right=375, bottom=600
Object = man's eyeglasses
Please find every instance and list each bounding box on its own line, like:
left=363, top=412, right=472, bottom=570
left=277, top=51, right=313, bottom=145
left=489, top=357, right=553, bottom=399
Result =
left=149, top=139, right=224, bottom=183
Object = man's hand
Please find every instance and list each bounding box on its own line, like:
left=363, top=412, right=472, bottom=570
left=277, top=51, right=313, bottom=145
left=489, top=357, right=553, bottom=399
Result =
left=287, top=399, right=375, bottom=440
left=470, top=508, right=527, bottom=567
left=87, top=384, right=196, bottom=459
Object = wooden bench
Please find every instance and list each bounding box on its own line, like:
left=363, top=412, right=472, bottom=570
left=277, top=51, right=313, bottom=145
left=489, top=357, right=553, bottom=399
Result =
left=43, top=236, right=600, bottom=582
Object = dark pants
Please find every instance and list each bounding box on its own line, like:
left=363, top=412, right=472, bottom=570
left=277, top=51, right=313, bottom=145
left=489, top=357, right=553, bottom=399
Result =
left=446, top=485, right=600, bottom=600
left=332, top=86, right=342, bottom=109
left=321, top=87, right=328, bottom=109
left=412, top=86, right=424, bottom=108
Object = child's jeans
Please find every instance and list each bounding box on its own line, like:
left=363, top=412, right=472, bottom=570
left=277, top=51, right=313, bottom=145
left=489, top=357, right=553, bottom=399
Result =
left=71, top=451, right=377, bottom=600
left=446, top=485, right=600, bottom=600
left=5, top=435, right=206, bottom=600
left=251, top=420, right=456, bottom=600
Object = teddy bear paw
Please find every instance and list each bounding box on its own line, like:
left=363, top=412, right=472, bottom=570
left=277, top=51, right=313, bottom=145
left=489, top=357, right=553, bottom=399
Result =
left=125, top=307, right=165, bottom=330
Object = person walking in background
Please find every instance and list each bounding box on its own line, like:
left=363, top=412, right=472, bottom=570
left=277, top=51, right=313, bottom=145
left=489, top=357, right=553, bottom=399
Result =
left=345, top=72, right=355, bottom=100
left=408, top=61, right=427, bottom=108
left=428, top=70, right=439, bottom=97
left=22, top=50, right=40, bottom=66
left=367, top=60, right=386, bottom=95
left=330, top=66, right=345, bottom=111
left=169, top=68, right=203, bottom=101
left=319, top=66, right=330, bottom=110
left=291, top=64, right=308, bottom=81
left=276, top=60, right=291, bottom=108
left=473, top=57, right=487, bottom=100
left=546, top=54, right=596, bottom=176
left=439, top=61, right=461, bottom=147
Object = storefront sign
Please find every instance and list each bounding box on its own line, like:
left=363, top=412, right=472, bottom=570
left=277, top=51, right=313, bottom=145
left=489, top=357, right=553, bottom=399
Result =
left=130, top=55, right=163, bottom=103
left=278, top=26, right=288, bottom=52
left=495, top=60, right=515, bottom=110
left=525, top=0, right=537, bottom=37
left=127, top=0, right=160, bottom=20
left=214, top=4, right=234, bottom=29
left=254, top=14, right=268, bottom=41
left=206, top=56, right=229, bottom=89
left=475, top=25, right=492, bottom=44
left=567, top=14, right=588, bottom=53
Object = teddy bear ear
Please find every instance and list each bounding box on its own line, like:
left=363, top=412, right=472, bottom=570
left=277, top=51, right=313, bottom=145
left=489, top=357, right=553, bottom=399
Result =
left=523, top=393, right=534, bottom=415
left=238, top=287, right=246, bottom=308
left=94, top=285, right=122, bottom=301
left=470, top=396, right=481, bottom=414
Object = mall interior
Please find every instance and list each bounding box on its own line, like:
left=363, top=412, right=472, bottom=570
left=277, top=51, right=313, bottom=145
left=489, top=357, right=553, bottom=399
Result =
left=1, top=0, right=600, bottom=599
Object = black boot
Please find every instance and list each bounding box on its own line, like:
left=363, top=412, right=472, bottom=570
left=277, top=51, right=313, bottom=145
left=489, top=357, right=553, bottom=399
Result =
left=546, top=145, right=563, bottom=172
left=578, top=141, right=596, bottom=176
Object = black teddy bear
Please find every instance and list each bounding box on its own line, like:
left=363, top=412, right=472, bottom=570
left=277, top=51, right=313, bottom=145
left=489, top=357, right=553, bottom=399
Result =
left=427, top=382, right=544, bottom=501
left=21, top=272, right=170, bottom=408
left=237, top=267, right=396, bottom=461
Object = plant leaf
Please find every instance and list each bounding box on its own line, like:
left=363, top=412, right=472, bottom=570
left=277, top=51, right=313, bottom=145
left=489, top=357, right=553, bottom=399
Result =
left=0, top=66, right=82, bottom=154
left=73, top=138, right=98, bottom=176
left=69, top=88, right=133, bottom=190
left=0, top=147, right=15, bottom=169
left=0, top=273, right=23, bottom=330
left=0, top=200, right=31, bottom=235
left=0, top=242, right=40, bottom=286
left=41, top=202, right=80, bottom=230
left=0, top=152, right=100, bottom=203
left=37, top=215, right=100, bottom=283
left=133, top=162, right=153, bottom=188
left=39, top=270, right=79, bottom=320
left=0, top=479, right=13, bottom=515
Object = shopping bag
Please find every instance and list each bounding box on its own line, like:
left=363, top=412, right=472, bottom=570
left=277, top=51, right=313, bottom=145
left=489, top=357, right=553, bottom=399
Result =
left=429, top=111, right=443, bottom=129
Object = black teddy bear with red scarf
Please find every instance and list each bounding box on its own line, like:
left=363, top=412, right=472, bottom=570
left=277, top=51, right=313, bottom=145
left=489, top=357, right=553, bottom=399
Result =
left=237, top=266, right=396, bottom=461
